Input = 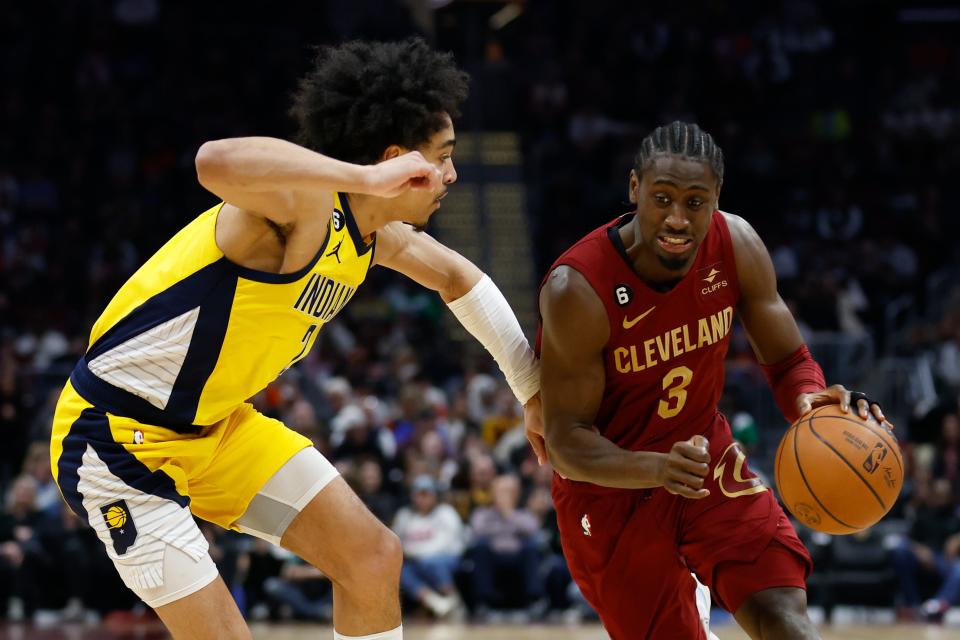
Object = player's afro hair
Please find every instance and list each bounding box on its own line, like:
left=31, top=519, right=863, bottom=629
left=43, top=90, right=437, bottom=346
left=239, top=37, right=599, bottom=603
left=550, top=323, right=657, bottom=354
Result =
left=290, top=38, right=470, bottom=165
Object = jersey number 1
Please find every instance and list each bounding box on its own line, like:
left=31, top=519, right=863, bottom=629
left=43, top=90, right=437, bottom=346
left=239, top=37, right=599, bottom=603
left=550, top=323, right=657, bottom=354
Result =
left=283, top=324, right=318, bottom=374
left=658, top=366, right=693, bottom=419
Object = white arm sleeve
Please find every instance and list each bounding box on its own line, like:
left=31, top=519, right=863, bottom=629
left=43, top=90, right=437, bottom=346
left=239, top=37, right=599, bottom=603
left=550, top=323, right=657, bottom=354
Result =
left=446, top=274, right=541, bottom=404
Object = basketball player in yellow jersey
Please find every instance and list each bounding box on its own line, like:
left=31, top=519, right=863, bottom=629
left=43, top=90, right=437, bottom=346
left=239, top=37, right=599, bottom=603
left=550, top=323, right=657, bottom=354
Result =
left=49, top=38, right=542, bottom=640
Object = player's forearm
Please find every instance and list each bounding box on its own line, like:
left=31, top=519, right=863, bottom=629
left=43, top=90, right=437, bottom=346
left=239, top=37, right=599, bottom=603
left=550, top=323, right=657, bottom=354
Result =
left=447, top=274, right=540, bottom=405
left=196, top=137, right=373, bottom=195
left=547, top=427, right=665, bottom=489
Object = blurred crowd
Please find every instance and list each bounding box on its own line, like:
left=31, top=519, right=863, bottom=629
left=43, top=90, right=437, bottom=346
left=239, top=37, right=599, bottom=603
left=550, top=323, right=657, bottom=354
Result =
left=2, top=0, right=960, bottom=628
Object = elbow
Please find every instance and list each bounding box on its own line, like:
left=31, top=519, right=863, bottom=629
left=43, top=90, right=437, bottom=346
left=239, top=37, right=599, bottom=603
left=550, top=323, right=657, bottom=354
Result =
left=441, top=263, right=483, bottom=304
left=195, top=140, right=229, bottom=188
left=545, top=434, right=582, bottom=481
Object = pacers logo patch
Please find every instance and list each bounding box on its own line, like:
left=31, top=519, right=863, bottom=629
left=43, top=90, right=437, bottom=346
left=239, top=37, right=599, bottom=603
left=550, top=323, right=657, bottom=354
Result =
left=100, top=500, right=137, bottom=555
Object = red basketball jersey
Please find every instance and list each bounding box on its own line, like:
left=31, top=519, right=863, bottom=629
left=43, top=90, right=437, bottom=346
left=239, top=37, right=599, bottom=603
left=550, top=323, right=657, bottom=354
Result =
left=538, top=210, right=740, bottom=454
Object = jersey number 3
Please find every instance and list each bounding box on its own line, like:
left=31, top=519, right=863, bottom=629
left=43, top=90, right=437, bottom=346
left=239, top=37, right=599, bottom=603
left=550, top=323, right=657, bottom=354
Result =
left=658, top=366, right=693, bottom=419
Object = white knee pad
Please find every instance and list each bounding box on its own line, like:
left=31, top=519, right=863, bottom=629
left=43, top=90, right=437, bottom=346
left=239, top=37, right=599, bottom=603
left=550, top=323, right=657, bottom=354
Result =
left=126, top=544, right=219, bottom=609
left=236, top=446, right=339, bottom=546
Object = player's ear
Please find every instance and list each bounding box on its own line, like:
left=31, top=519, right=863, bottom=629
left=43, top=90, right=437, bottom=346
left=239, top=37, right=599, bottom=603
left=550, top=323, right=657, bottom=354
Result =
left=628, top=169, right=640, bottom=205
left=379, top=145, right=406, bottom=162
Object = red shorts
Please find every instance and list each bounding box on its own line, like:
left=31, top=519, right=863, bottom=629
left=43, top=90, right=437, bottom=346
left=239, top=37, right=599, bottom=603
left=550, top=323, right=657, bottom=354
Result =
left=553, top=419, right=812, bottom=640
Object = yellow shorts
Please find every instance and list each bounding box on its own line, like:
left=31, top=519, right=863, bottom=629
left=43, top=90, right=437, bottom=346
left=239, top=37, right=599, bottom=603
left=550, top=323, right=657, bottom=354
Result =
left=50, top=379, right=313, bottom=530
left=50, top=380, right=338, bottom=607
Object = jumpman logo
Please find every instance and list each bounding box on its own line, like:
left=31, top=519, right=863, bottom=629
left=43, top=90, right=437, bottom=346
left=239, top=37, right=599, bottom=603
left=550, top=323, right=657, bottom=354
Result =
left=326, top=239, right=343, bottom=263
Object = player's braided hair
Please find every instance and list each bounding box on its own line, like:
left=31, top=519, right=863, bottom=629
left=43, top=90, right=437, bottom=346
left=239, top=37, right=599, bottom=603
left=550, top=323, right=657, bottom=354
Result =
left=290, top=38, right=469, bottom=165
left=634, top=121, right=724, bottom=185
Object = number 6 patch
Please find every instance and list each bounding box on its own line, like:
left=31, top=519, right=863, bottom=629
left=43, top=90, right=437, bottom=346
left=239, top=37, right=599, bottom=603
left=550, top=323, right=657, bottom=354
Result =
left=614, top=284, right=633, bottom=307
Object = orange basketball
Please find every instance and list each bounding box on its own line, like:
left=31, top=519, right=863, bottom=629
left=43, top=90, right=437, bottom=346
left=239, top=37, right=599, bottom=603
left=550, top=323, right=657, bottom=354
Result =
left=774, top=404, right=903, bottom=535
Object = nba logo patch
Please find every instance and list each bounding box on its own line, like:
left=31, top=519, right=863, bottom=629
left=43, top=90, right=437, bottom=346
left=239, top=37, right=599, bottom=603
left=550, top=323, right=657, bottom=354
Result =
left=100, top=500, right=138, bottom=555
left=862, top=443, right=888, bottom=474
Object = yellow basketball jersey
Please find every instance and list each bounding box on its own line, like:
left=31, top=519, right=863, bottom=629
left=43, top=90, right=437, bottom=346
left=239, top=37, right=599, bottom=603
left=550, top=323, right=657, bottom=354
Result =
left=70, top=194, right=373, bottom=430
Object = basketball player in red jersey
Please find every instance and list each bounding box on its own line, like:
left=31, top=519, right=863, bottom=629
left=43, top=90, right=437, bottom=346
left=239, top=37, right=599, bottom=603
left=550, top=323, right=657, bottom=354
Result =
left=532, top=122, right=888, bottom=639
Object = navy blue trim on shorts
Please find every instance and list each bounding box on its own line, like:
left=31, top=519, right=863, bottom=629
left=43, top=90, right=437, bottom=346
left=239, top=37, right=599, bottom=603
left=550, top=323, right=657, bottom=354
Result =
left=57, top=407, right=190, bottom=521
left=69, top=365, right=204, bottom=434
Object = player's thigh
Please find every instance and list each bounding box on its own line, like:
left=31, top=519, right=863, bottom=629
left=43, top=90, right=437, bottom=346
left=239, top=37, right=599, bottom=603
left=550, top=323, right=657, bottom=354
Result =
left=190, top=405, right=396, bottom=586
left=280, top=474, right=401, bottom=587
left=51, top=396, right=225, bottom=615
left=554, top=487, right=703, bottom=639
left=680, top=426, right=812, bottom=612
left=187, top=403, right=320, bottom=531
left=713, top=532, right=812, bottom=620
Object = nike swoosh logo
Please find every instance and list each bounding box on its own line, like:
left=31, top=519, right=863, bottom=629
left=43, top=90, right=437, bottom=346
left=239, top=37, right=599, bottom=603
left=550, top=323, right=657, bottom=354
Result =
left=622, top=306, right=656, bottom=329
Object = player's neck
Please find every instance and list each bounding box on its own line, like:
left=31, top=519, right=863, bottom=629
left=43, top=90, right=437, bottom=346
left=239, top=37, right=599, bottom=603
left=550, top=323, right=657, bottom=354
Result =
left=346, top=193, right=394, bottom=240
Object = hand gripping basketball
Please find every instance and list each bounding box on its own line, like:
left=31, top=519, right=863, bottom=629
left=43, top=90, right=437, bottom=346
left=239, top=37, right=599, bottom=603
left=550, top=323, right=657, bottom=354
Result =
left=796, top=384, right=892, bottom=431
left=661, top=435, right=711, bottom=499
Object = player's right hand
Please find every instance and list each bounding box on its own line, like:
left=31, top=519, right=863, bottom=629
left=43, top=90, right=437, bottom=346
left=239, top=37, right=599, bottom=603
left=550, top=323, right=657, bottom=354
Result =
left=363, top=151, right=443, bottom=198
left=660, top=435, right=711, bottom=499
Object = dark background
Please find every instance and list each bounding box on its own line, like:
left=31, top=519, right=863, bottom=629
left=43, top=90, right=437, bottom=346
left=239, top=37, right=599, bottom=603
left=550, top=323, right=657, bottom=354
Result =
left=2, top=0, right=959, bottom=627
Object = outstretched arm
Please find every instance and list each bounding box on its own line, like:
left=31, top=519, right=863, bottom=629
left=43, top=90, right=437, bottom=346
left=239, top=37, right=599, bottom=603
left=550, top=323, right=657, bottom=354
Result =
left=539, top=266, right=710, bottom=494
left=195, top=138, right=442, bottom=227
left=376, top=223, right=542, bottom=446
left=726, top=212, right=888, bottom=426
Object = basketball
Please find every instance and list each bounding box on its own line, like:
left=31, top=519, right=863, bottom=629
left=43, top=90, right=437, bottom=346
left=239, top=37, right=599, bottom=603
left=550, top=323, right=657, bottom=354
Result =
left=104, top=505, right=127, bottom=529
left=774, top=404, right=903, bottom=535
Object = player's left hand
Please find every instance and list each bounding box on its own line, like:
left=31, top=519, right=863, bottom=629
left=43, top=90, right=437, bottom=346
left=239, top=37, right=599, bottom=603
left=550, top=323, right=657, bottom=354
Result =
left=796, top=384, right=893, bottom=430
left=523, top=393, right=548, bottom=466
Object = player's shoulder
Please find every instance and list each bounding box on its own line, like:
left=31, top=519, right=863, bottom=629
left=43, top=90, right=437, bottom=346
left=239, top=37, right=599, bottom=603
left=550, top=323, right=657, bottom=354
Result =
left=719, top=210, right=765, bottom=256
left=540, top=264, right=610, bottom=352
left=542, top=264, right=595, bottom=305
left=540, top=265, right=607, bottom=326
left=719, top=210, right=750, bottom=236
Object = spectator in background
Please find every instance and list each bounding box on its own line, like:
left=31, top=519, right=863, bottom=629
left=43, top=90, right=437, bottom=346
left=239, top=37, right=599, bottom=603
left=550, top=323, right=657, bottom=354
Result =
left=355, top=459, right=398, bottom=525
left=889, top=476, right=960, bottom=620
left=469, top=474, right=546, bottom=621
left=0, top=475, right=50, bottom=620
left=481, top=387, right=524, bottom=448
left=37, top=507, right=117, bottom=622
left=524, top=480, right=578, bottom=618
left=20, top=442, right=60, bottom=519
left=392, top=475, right=465, bottom=618
left=0, top=1, right=959, bottom=628
left=331, top=403, right=396, bottom=467
left=934, top=413, right=960, bottom=496
left=937, top=321, right=960, bottom=393
left=236, top=538, right=287, bottom=622
left=262, top=551, right=333, bottom=622
left=451, top=451, right=496, bottom=520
